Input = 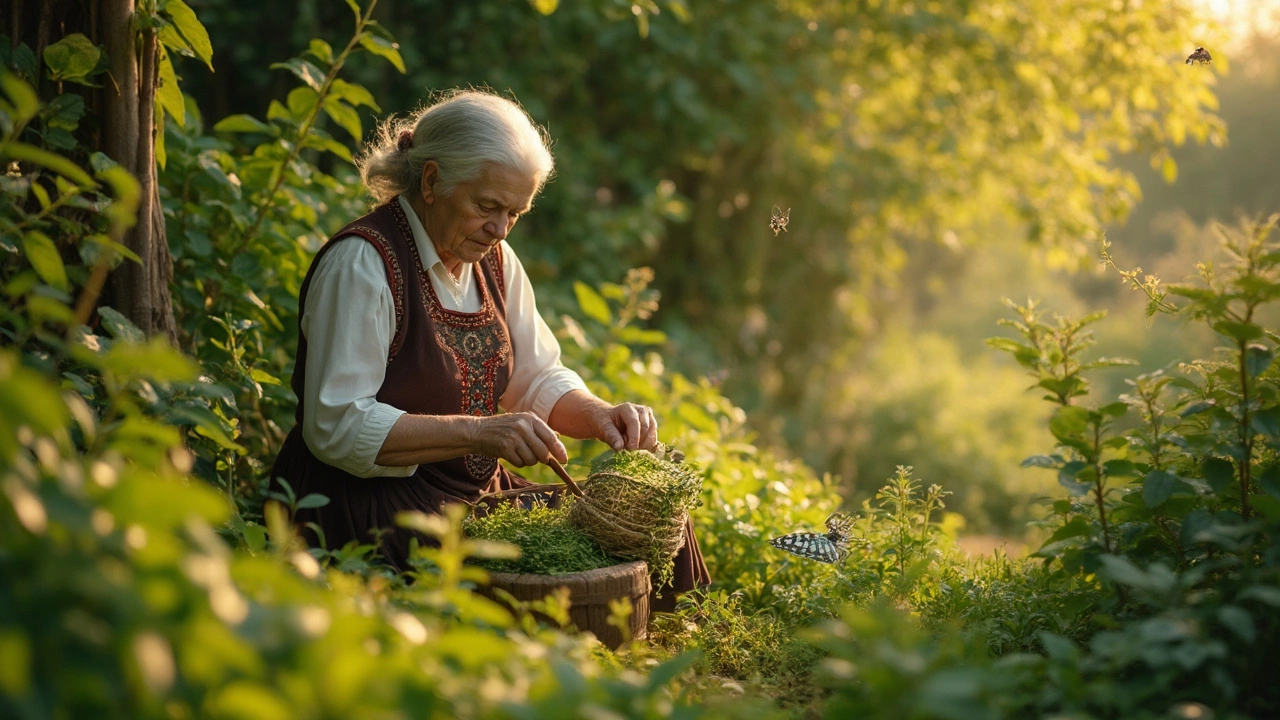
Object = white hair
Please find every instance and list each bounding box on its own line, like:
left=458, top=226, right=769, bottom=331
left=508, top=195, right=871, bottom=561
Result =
left=356, top=89, right=555, bottom=204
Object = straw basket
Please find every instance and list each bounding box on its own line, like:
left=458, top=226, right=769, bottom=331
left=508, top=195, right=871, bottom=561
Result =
left=471, top=483, right=650, bottom=649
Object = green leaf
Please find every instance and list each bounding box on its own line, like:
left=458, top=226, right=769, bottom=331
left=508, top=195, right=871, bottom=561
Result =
left=1180, top=400, right=1215, bottom=417
left=170, top=404, right=244, bottom=453
left=156, top=47, right=185, bottom=128
left=344, top=0, right=362, bottom=22
left=1216, top=605, right=1255, bottom=643
left=97, top=166, right=141, bottom=230
left=1, top=71, right=39, bottom=121
left=358, top=33, right=405, bottom=73
left=1245, top=343, right=1275, bottom=378
left=97, top=306, right=145, bottom=343
left=615, top=326, right=667, bottom=345
left=1038, top=632, right=1079, bottom=662
left=21, top=232, right=68, bottom=292
left=573, top=282, right=613, bottom=325
left=322, top=98, right=363, bottom=143
left=43, top=34, right=101, bottom=84
left=271, top=58, right=326, bottom=92
left=249, top=368, right=281, bottom=386
left=1212, top=320, right=1264, bottom=343
left=0, top=629, right=31, bottom=696
left=100, top=338, right=199, bottom=383
left=530, top=0, right=559, bottom=14
left=1252, top=408, right=1280, bottom=440
left=1102, top=458, right=1137, bottom=478
left=301, top=134, right=354, bottom=163
left=213, top=114, right=271, bottom=134
left=162, top=0, right=214, bottom=70
left=153, top=102, right=166, bottom=170
left=307, top=39, right=334, bottom=65
left=44, top=93, right=85, bottom=131
left=286, top=87, right=318, bottom=121
left=645, top=651, right=700, bottom=691
left=329, top=79, right=380, bottom=111
left=1045, top=516, right=1092, bottom=543
left=1240, top=585, right=1280, bottom=606
left=1049, top=405, right=1090, bottom=442
left=294, top=493, right=331, bottom=510
left=3, top=142, right=95, bottom=187
left=1201, top=457, right=1234, bottom=496
left=1021, top=454, right=1061, bottom=468
left=1259, top=465, right=1280, bottom=500
left=243, top=522, right=268, bottom=552
left=1098, top=401, right=1128, bottom=418
left=1098, top=554, right=1155, bottom=590
left=1143, top=469, right=1181, bottom=508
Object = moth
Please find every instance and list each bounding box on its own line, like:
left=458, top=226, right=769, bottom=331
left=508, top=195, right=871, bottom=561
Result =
left=769, top=512, right=854, bottom=564
left=1185, top=47, right=1212, bottom=65
left=769, top=205, right=790, bottom=236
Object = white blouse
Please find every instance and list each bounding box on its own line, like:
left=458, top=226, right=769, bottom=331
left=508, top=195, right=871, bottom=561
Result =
left=299, top=195, right=589, bottom=478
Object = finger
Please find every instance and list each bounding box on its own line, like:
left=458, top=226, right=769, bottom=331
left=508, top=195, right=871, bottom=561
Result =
left=599, top=411, right=626, bottom=451
left=517, top=423, right=552, bottom=467
left=530, top=418, right=567, bottom=464
left=621, top=404, right=641, bottom=450
left=640, top=407, right=659, bottom=450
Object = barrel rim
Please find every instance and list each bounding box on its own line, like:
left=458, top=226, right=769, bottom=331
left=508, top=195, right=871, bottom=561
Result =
left=485, top=558, right=647, bottom=581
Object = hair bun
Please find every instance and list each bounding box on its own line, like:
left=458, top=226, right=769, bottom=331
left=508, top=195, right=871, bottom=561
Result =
left=397, top=130, right=414, bottom=153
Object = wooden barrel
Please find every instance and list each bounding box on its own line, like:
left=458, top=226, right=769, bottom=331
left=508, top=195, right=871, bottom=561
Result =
left=481, top=560, right=650, bottom=649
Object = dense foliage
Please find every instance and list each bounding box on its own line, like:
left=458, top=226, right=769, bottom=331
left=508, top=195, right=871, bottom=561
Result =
left=3, top=1, right=1280, bottom=719
left=177, top=0, right=1230, bottom=498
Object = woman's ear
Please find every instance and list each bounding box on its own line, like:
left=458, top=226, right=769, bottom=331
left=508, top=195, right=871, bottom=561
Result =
left=419, top=161, right=439, bottom=205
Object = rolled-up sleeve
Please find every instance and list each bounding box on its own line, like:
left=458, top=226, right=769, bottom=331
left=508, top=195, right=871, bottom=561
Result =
left=498, top=242, right=590, bottom=419
left=300, top=237, right=415, bottom=478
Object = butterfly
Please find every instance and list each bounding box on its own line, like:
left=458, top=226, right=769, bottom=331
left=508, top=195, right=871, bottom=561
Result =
left=769, top=512, right=854, bottom=564
left=1185, top=47, right=1212, bottom=65
left=769, top=205, right=790, bottom=236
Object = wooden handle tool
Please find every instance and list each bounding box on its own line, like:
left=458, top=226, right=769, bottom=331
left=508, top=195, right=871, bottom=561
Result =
left=545, top=456, right=587, bottom=499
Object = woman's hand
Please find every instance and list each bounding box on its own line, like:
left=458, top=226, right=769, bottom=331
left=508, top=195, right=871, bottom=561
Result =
left=470, top=412, right=568, bottom=467
left=591, top=402, right=659, bottom=452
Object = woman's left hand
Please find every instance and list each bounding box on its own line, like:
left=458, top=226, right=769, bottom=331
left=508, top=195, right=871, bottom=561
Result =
left=592, top=401, right=658, bottom=452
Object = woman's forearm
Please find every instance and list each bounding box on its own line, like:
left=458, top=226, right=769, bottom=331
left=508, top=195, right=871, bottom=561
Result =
left=374, top=413, right=478, bottom=467
left=547, top=389, right=612, bottom=440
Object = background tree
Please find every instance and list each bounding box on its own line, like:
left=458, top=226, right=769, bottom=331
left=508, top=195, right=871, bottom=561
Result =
left=3, top=0, right=213, bottom=340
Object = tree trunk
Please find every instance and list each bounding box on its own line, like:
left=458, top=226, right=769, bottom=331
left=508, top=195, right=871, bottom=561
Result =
left=100, top=0, right=178, bottom=343
left=2, top=0, right=178, bottom=342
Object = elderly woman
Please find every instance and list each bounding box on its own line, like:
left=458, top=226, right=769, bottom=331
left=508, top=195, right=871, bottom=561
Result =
left=269, top=89, right=709, bottom=603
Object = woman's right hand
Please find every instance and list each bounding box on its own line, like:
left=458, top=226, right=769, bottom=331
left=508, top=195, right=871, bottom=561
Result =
left=470, top=412, right=568, bottom=467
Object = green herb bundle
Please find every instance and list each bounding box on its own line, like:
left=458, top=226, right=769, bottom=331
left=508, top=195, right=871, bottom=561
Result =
left=464, top=501, right=618, bottom=575
left=568, top=447, right=703, bottom=592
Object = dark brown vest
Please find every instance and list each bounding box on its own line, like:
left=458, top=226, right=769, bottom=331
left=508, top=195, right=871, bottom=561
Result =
left=269, top=200, right=528, bottom=569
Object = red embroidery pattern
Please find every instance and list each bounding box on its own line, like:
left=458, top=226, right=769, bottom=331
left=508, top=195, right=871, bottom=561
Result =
left=341, top=219, right=407, bottom=362
left=392, top=202, right=510, bottom=480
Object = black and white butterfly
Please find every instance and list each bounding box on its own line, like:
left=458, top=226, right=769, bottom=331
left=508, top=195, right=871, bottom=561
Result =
left=769, top=205, right=790, bottom=236
left=769, top=512, right=854, bottom=564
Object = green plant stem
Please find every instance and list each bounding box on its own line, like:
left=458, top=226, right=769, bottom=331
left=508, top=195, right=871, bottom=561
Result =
left=1237, top=339, right=1253, bottom=521
left=230, top=0, right=378, bottom=257
left=1091, top=423, right=1112, bottom=554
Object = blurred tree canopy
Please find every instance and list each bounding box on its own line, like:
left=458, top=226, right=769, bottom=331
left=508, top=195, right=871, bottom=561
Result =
left=177, top=0, right=1224, bottom=470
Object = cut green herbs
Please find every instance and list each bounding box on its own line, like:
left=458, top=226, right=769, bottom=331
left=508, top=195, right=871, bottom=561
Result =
left=464, top=501, right=618, bottom=575
left=569, top=447, right=704, bottom=592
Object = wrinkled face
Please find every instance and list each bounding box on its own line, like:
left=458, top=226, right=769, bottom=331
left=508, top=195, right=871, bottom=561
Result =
left=418, top=161, right=538, bottom=272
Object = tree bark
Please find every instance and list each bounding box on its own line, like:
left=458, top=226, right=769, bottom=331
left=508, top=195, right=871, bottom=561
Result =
left=100, top=0, right=178, bottom=343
